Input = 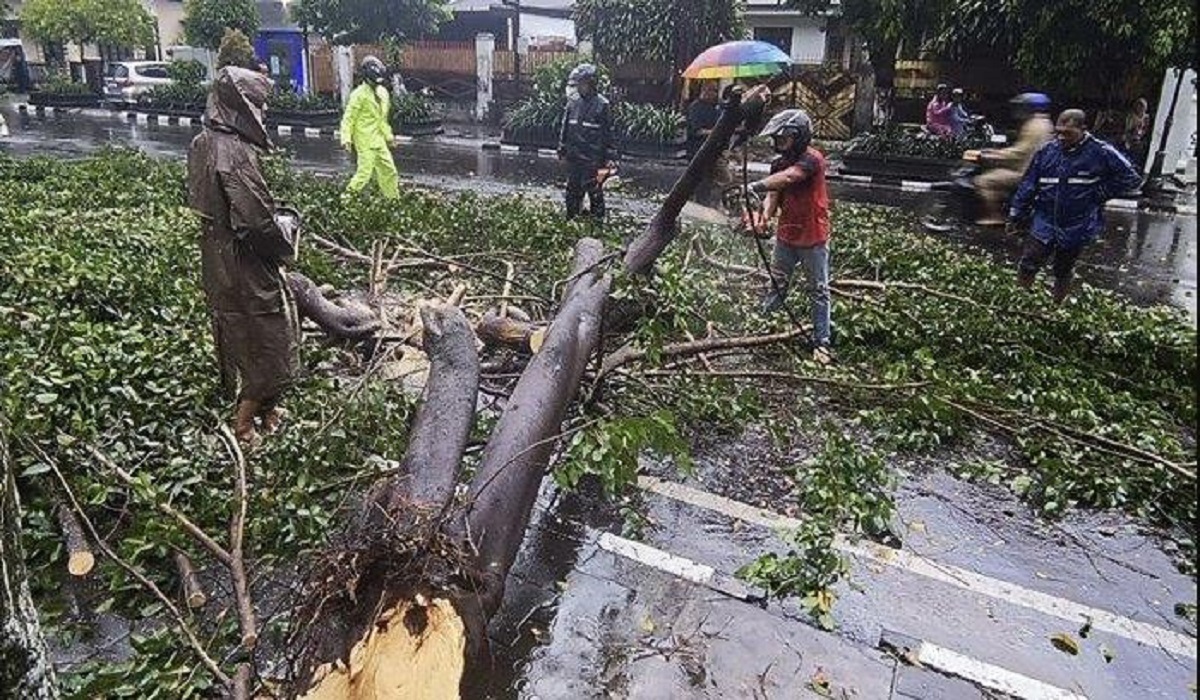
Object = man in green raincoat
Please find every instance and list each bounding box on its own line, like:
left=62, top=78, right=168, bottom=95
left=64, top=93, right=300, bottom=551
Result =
left=341, top=55, right=399, bottom=199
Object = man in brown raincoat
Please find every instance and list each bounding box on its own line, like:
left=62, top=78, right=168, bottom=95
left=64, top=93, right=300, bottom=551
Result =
left=187, top=66, right=300, bottom=445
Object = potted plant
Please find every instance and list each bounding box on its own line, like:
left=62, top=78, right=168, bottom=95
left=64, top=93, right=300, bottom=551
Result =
left=614, top=102, right=685, bottom=159
left=267, top=89, right=341, bottom=128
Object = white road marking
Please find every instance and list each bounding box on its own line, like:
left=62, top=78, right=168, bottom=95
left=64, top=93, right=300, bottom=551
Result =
left=841, top=174, right=873, bottom=184
left=537, top=148, right=558, bottom=158
left=596, top=532, right=714, bottom=585
left=277, top=125, right=293, bottom=135
left=918, top=641, right=1088, bottom=700
left=1105, top=198, right=1139, bottom=210
left=135, top=113, right=149, bottom=124
left=499, top=144, right=520, bottom=153
left=901, top=180, right=933, bottom=192
left=638, top=476, right=1198, bottom=660
left=304, top=127, right=321, bottom=138
left=179, top=117, right=193, bottom=127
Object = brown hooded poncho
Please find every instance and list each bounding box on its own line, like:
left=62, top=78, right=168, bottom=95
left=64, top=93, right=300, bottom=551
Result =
left=187, top=66, right=298, bottom=405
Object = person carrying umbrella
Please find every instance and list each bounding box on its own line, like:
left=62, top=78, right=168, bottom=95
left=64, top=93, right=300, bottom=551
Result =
left=341, top=55, right=400, bottom=199
left=557, top=63, right=616, bottom=220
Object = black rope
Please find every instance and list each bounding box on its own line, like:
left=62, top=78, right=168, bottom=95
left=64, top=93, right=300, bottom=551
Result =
left=739, top=146, right=815, bottom=349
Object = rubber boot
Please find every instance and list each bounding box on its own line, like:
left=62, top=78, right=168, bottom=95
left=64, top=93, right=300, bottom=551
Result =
left=234, top=399, right=262, bottom=447
left=1051, top=277, right=1072, bottom=304
left=260, top=406, right=289, bottom=435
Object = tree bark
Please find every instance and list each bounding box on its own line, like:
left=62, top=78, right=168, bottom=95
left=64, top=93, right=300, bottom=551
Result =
left=475, top=312, right=546, bottom=355
left=454, top=238, right=611, bottom=615
left=55, top=500, right=94, bottom=577
left=624, top=89, right=760, bottom=276
left=288, top=272, right=381, bottom=342
left=1, top=429, right=60, bottom=699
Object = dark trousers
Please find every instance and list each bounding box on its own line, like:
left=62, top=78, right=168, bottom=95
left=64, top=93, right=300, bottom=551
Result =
left=1018, top=237, right=1084, bottom=298
left=566, top=160, right=604, bottom=220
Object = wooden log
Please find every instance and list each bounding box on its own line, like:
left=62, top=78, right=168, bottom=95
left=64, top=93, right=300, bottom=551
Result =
left=475, top=312, right=547, bottom=355
left=298, top=304, right=482, bottom=698
left=288, top=272, right=381, bottom=342
left=56, top=500, right=94, bottom=577
left=624, top=88, right=765, bottom=277
left=174, top=552, right=206, bottom=609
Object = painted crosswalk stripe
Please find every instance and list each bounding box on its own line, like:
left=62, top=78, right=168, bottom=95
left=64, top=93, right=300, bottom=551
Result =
left=918, top=640, right=1088, bottom=700
left=597, top=532, right=714, bottom=584
left=638, top=475, right=1198, bottom=660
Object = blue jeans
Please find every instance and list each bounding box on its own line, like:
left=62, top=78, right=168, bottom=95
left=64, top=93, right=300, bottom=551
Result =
left=762, top=241, right=832, bottom=347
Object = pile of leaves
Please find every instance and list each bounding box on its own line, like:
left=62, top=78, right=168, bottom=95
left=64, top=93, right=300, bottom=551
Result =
left=1, top=147, right=1194, bottom=695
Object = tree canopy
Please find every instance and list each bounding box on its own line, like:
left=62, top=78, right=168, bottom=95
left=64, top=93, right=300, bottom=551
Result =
left=935, top=0, right=1197, bottom=99
left=574, top=0, right=746, bottom=71
left=20, top=0, right=155, bottom=49
left=291, top=0, right=451, bottom=45
left=182, top=0, right=260, bottom=52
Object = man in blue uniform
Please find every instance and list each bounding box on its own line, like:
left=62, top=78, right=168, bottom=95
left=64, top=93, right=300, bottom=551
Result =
left=1008, top=109, right=1140, bottom=303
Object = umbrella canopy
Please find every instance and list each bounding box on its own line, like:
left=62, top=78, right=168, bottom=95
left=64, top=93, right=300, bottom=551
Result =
left=682, top=40, right=792, bottom=80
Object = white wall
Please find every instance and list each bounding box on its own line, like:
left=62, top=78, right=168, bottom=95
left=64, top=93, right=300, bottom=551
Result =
left=745, top=13, right=827, bottom=65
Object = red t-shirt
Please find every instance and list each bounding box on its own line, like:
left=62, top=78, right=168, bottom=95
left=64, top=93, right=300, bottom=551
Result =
left=773, top=148, right=830, bottom=248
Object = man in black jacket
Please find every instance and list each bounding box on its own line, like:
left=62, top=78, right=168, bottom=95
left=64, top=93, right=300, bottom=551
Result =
left=558, top=63, right=616, bottom=220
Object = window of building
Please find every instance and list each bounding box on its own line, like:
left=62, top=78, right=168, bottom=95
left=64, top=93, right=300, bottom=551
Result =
left=753, top=27, right=793, bottom=57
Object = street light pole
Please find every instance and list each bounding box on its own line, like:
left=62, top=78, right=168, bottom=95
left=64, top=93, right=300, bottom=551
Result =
left=502, top=0, right=521, bottom=85
left=1143, top=67, right=1187, bottom=195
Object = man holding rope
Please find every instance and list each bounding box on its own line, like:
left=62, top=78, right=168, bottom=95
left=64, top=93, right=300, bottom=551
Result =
left=743, top=109, right=834, bottom=365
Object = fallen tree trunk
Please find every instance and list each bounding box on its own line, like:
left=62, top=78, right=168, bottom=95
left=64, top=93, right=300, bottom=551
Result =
left=298, top=304, right=481, bottom=699
left=288, top=272, right=381, bottom=342
left=454, top=238, right=611, bottom=615
left=295, top=88, right=767, bottom=699
left=475, top=312, right=546, bottom=355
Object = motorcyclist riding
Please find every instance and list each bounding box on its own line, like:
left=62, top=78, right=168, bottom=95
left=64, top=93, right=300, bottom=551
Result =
left=973, top=92, right=1054, bottom=225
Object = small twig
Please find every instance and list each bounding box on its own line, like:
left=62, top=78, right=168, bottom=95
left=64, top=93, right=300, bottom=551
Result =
left=499, top=262, right=515, bottom=319
left=598, top=327, right=809, bottom=381
left=218, top=426, right=258, bottom=700
left=43, top=449, right=232, bottom=688
left=83, top=441, right=233, bottom=567
left=638, top=369, right=930, bottom=392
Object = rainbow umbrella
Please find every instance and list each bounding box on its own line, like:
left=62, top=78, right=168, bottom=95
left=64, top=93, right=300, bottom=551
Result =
left=682, top=40, right=792, bottom=80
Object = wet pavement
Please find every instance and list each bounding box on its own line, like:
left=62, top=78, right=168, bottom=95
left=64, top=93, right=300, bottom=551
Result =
left=2, top=100, right=1195, bottom=323
left=5, top=102, right=1197, bottom=698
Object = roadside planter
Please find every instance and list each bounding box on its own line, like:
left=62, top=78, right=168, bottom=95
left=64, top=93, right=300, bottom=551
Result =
left=839, top=128, right=988, bottom=182
left=500, top=124, right=560, bottom=150
left=397, top=117, right=444, bottom=137
left=267, top=109, right=341, bottom=129
left=28, top=90, right=101, bottom=109
left=620, top=134, right=687, bottom=160
left=391, top=92, right=444, bottom=138
left=840, top=150, right=961, bottom=181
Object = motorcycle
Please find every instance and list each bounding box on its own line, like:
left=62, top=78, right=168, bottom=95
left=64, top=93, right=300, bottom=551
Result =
left=919, top=149, right=1000, bottom=233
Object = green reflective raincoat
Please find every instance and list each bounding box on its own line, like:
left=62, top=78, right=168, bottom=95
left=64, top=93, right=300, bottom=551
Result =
left=341, top=82, right=399, bottom=198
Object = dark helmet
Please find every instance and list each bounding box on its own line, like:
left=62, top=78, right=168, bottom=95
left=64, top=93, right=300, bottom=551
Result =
left=1011, top=92, right=1051, bottom=111
left=759, top=109, right=813, bottom=153
left=567, top=63, right=598, bottom=87
left=360, top=55, right=386, bottom=83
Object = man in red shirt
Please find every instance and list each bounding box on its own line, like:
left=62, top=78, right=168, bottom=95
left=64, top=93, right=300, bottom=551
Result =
left=746, top=109, right=833, bottom=364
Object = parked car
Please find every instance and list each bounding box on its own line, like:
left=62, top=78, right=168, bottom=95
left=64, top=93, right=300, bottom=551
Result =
left=103, top=62, right=171, bottom=103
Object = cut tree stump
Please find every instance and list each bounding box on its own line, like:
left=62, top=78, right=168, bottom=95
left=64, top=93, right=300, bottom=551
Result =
left=55, top=500, right=94, bottom=577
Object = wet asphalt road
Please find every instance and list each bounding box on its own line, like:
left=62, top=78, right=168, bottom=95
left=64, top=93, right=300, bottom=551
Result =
left=2, top=102, right=1196, bottom=323
left=4, top=102, right=1196, bottom=699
